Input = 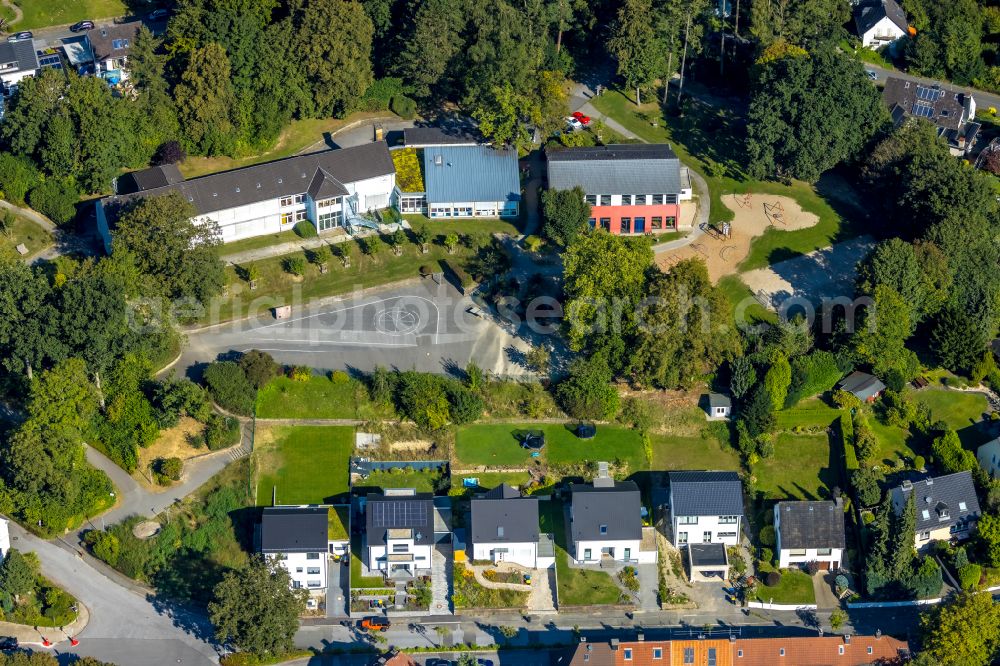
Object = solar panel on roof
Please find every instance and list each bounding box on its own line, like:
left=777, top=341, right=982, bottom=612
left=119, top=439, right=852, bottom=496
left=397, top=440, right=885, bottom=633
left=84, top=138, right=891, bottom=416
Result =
left=371, top=500, right=428, bottom=527
left=913, top=103, right=934, bottom=119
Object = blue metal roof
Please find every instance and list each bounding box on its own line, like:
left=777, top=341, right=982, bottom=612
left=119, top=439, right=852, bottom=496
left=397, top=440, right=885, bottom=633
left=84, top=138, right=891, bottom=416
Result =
left=423, top=145, right=520, bottom=204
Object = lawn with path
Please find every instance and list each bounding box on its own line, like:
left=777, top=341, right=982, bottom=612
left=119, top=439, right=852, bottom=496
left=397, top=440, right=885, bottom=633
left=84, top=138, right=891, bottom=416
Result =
left=253, top=425, right=354, bottom=506
left=539, top=499, right=621, bottom=606
left=455, top=423, right=646, bottom=471
left=13, top=0, right=125, bottom=29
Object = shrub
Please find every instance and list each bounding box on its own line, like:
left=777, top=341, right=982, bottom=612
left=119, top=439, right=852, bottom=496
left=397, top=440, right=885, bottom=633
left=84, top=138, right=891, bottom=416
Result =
left=153, top=140, right=187, bottom=166
left=787, top=350, right=842, bottom=405
left=764, top=571, right=782, bottom=587
left=202, top=361, right=256, bottom=416
left=913, top=455, right=925, bottom=470
left=447, top=383, right=485, bottom=425
left=204, top=413, right=241, bottom=450
left=759, top=547, right=773, bottom=566
left=390, top=94, right=417, bottom=119
left=153, top=457, right=183, bottom=485
left=830, top=608, right=847, bottom=631
left=330, top=370, right=350, bottom=384
left=85, top=531, right=121, bottom=566
left=804, top=561, right=821, bottom=575
left=444, top=233, right=459, bottom=253
left=284, top=255, right=307, bottom=276
left=759, top=525, right=776, bottom=547
left=149, top=375, right=211, bottom=428
left=958, top=563, right=982, bottom=591
left=441, top=258, right=473, bottom=289
left=0, top=153, right=40, bottom=204
left=525, top=235, right=544, bottom=253
left=289, top=365, right=312, bottom=382
left=310, top=245, right=332, bottom=267
left=239, top=350, right=282, bottom=389
left=28, top=178, right=80, bottom=225
left=362, top=77, right=404, bottom=111
left=293, top=220, right=317, bottom=238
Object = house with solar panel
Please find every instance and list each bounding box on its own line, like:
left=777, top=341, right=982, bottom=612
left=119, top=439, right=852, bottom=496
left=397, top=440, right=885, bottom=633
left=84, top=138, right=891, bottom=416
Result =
left=85, top=22, right=142, bottom=84
left=667, top=471, right=744, bottom=548
left=545, top=144, right=692, bottom=235
left=364, top=490, right=436, bottom=577
left=882, top=77, right=981, bottom=156
left=892, top=472, right=981, bottom=551
left=568, top=464, right=657, bottom=564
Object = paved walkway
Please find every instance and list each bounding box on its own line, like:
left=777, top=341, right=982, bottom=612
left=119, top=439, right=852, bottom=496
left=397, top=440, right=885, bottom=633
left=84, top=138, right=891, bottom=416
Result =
left=813, top=573, right=841, bottom=610
left=638, top=563, right=660, bottom=611
left=0, top=0, right=23, bottom=25
left=431, top=544, right=454, bottom=615
left=465, top=562, right=532, bottom=592
left=529, top=568, right=557, bottom=613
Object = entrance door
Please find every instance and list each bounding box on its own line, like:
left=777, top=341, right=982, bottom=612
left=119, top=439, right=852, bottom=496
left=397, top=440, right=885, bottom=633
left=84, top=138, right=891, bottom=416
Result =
left=624, top=548, right=631, bottom=561
left=634, top=217, right=646, bottom=233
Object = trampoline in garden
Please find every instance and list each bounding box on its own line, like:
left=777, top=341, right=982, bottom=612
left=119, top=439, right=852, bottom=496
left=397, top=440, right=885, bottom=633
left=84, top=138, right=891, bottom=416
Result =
left=517, top=430, right=545, bottom=451
left=574, top=423, right=597, bottom=439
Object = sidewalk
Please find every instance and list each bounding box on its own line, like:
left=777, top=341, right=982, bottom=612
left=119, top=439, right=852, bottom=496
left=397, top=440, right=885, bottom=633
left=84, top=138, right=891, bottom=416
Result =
left=0, top=601, right=89, bottom=648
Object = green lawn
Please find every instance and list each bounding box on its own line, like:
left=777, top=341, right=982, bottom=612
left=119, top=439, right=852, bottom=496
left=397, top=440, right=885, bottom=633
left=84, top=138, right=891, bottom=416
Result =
left=758, top=569, right=816, bottom=605
left=402, top=214, right=522, bottom=237
left=539, top=500, right=622, bottom=606
left=221, top=230, right=301, bottom=257
left=448, top=471, right=533, bottom=497
left=2, top=213, right=53, bottom=257
left=254, top=425, right=354, bottom=505
left=649, top=433, right=740, bottom=471
left=328, top=505, right=350, bottom=541
left=912, top=389, right=988, bottom=432
left=775, top=398, right=841, bottom=431
left=588, top=89, right=867, bottom=271
left=453, top=563, right=529, bottom=609
left=753, top=432, right=838, bottom=501
left=869, top=419, right=917, bottom=467
left=454, top=423, right=647, bottom=471
left=356, top=468, right=443, bottom=493
left=717, top=275, right=777, bottom=325
left=14, top=0, right=126, bottom=30
left=350, top=533, right=385, bottom=588
left=256, top=375, right=362, bottom=419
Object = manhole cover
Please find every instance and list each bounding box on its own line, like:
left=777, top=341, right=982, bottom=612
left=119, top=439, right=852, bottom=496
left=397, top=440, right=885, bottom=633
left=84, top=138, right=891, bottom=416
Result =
left=374, top=307, right=421, bottom=335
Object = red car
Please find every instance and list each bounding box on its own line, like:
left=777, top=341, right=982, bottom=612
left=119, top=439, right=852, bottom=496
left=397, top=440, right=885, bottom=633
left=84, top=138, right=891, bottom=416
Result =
left=572, top=111, right=591, bottom=125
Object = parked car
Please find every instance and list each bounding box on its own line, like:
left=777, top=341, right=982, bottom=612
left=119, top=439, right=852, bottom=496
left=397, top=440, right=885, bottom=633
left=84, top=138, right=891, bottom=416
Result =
left=565, top=116, right=583, bottom=130
left=0, top=637, right=17, bottom=652
left=866, top=70, right=878, bottom=81
left=70, top=20, right=95, bottom=32
left=147, top=8, right=171, bottom=20
left=572, top=110, right=592, bottom=125
left=360, top=616, right=390, bottom=632
left=7, top=32, right=32, bottom=42
left=425, top=660, right=454, bottom=666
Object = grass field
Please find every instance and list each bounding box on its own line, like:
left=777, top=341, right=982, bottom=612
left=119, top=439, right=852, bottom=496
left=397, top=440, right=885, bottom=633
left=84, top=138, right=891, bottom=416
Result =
left=254, top=425, right=354, bottom=505
left=402, top=214, right=522, bottom=237
left=912, top=389, right=988, bottom=432
left=14, top=0, right=126, bottom=30
left=448, top=471, right=533, bottom=497
left=869, top=419, right=917, bottom=467
left=350, top=533, right=385, bottom=588
left=222, top=230, right=301, bottom=256
left=717, top=275, right=777, bottom=325
left=1, top=213, right=53, bottom=257
left=455, top=423, right=646, bottom=471
left=758, top=569, right=815, bottom=605
left=753, top=433, right=838, bottom=501
left=539, top=500, right=622, bottom=606
left=256, top=375, right=362, bottom=419
left=775, top=398, right=841, bottom=431
left=329, top=506, right=350, bottom=541
left=356, top=468, right=442, bottom=493
left=649, top=432, right=740, bottom=471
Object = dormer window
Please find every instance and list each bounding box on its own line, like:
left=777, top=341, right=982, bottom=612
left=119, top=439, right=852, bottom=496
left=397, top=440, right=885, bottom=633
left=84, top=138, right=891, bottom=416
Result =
left=959, top=502, right=967, bottom=511
left=599, top=524, right=608, bottom=535
left=497, top=526, right=504, bottom=538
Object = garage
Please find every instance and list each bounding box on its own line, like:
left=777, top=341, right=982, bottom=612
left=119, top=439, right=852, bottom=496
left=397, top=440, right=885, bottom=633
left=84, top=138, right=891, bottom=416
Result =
left=687, top=543, right=730, bottom=582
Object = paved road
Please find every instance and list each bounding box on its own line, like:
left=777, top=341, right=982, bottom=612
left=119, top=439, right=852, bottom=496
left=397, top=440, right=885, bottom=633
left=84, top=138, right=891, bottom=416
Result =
left=179, top=278, right=537, bottom=380
left=862, top=63, right=1000, bottom=111
left=8, top=522, right=219, bottom=665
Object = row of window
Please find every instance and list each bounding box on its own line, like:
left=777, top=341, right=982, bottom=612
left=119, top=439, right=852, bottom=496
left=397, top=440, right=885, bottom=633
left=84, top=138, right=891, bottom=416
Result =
left=591, top=216, right=677, bottom=233
left=787, top=548, right=833, bottom=557
left=400, top=196, right=427, bottom=213
left=618, top=644, right=876, bottom=661
left=280, top=210, right=309, bottom=226
left=294, top=567, right=323, bottom=574
left=582, top=547, right=632, bottom=560
left=678, top=516, right=739, bottom=525
left=677, top=531, right=737, bottom=544
left=277, top=552, right=322, bottom=560
left=280, top=193, right=307, bottom=208
left=291, top=580, right=324, bottom=589
left=585, top=194, right=679, bottom=206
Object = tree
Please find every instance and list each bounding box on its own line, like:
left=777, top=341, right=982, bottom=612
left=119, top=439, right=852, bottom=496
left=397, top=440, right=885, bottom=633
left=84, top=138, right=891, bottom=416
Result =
left=298, top=0, right=374, bottom=117
left=851, top=466, right=883, bottom=507
left=526, top=345, right=551, bottom=374
left=27, top=178, right=79, bottom=225
left=394, top=0, right=465, bottom=100
left=608, top=0, right=664, bottom=104
left=175, top=42, right=235, bottom=155
left=203, top=361, right=256, bottom=416
left=747, top=46, right=887, bottom=181
left=763, top=353, right=791, bottom=410
left=976, top=512, right=1000, bottom=567
left=209, top=555, right=307, bottom=658
left=239, top=350, right=282, bottom=389
left=730, top=357, right=757, bottom=400
left=749, top=0, right=848, bottom=47
left=740, top=385, right=775, bottom=439
left=932, top=430, right=977, bottom=475
left=555, top=352, right=621, bottom=420
left=889, top=492, right=916, bottom=582
left=932, top=306, right=988, bottom=375
left=541, top=187, right=591, bottom=247
left=395, top=371, right=450, bottom=430
left=154, top=140, right=187, bottom=166
left=0, top=550, right=36, bottom=600
left=111, top=192, right=225, bottom=304
left=865, top=495, right=894, bottom=596
left=852, top=285, right=918, bottom=380
left=920, top=592, right=1000, bottom=666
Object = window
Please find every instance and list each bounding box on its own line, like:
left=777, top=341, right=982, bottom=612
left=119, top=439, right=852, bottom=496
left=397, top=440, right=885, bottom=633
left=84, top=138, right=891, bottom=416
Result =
left=317, top=197, right=340, bottom=208
left=318, top=210, right=343, bottom=231
left=738, top=649, right=743, bottom=658
left=838, top=646, right=844, bottom=655
left=867, top=647, right=873, bottom=655
left=307, top=553, right=319, bottom=560
left=599, top=218, right=611, bottom=231
left=683, top=647, right=694, bottom=664
left=620, top=217, right=631, bottom=233
left=392, top=544, right=409, bottom=553
left=292, top=580, right=301, bottom=589
left=307, top=580, right=322, bottom=588
left=919, top=530, right=931, bottom=541
left=634, top=217, right=645, bottom=233
left=583, top=549, right=592, bottom=560
left=294, top=210, right=308, bottom=223
left=280, top=212, right=293, bottom=225
left=623, top=548, right=631, bottom=560
left=295, top=567, right=303, bottom=573
left=817, top=548, right=832, bottom=556
left=651, top=216, right=663, bottom=229
left=652, top=647, right=662, bottom=659
left=678, top=532, right=688, bottom=544
left=790, top=549, right=807, bottom=557
left=307, top=567, right=320, bottom=575
left=959, top=502, right=968, bottom=511
left=599, top=195, right=611, bottom=206
left=588, top=218, right=596, bottom=228
left=498, top=526, right=505, bottom=538
left=718, top=532, right=737, bottom=538
left=112, top=38, right=129, bottom=49
left=599, top=524, right=608, bottom=535
left=294, top=193, right=305, bottom=204
left=280, top=196, right=294, bottom=207
left=400, top=196, right=426, bottom=213
left=665, top=216, right=677, bottom=229
left=625, top=195, right=635, bottom=205
left=679, top=516, right=698, bottom=525
left=780, top=648, right=785, bottom=657
left=719, top=516, right=739, bottom=524
left=652, top=194, right=665, bottom=205
left=708, top=648, right=717, bottom=666
left=278, top=554, right=289, bottom=560
left=703, top=531, right=712, bottom=543
left=623, top=648, right=632, bottom=660
left=456, top=206, right=473, bottom=217
left=585, top=194, right=598, bottom=206
left=665, top=194, right=678, bottom=204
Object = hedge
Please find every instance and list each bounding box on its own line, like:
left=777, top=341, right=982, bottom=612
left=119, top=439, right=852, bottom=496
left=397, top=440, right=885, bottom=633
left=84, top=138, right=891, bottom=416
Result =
left=440, top=258, right=473, bottom=289
left=841, top=413, right=858, bottom=471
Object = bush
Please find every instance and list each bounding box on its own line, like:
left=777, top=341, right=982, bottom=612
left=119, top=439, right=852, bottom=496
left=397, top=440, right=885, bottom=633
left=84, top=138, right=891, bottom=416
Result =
left=361, top=77, right=404, bottom=111
left=764, top=571, right=782, bottom=587
left=913, top=455, right=925, bottom=470
left=153, top=457, right=183, bottom=485
left=204, top=413, right=241, bottom=450
left=787, top=350, right=842, bottom=405
left=153, top=140, right=187, bottom=166
left=447, top=383, right=485, bottom=425
left=804, top=561, right=821, bottom=575
left=0, top=153, right=40, bottom=204
left=330, top=370, right=350, bottom=384
left=239, top=350, right=282, bottom=389
left=390, top=95, right=417, bottom=120
left=289, top=365, right=312, bottom=382
left=758, top=525, right=776, bottom=547
left=958, top=563, right=982, bottom=591
left=284, top=255, right=307, bottom=276
left=149, top=376, right=211, bottom=428
left=293, top=220, right=317, bottom=238
left=441, top=258, right=473, bottom=289
left=85, top=531, right=121, bottom=566
left=759, top=547, right=773, bottom=566
left=28, top=178, right=80, bottom=225
left=202, top=361, right=256, bottom=416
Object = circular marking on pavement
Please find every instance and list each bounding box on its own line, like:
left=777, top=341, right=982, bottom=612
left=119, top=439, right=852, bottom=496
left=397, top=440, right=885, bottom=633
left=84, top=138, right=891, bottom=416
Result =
left=374, top=307, right=422, bottom=335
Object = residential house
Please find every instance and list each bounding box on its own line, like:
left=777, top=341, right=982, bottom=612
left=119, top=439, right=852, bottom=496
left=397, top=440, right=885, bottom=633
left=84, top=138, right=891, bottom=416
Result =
left=774, top=499, right=846, bottom=570
left=85, top=22, right=142, bottom=84
left=667, top=471, right=744, bottom=548
left=395, top=144, right=520, bottom=219
left=0, top=518, right=9, bottom=559
left=97, top=142, right=396, bottom=249
left=364, top=490, right=435, bottom=577
left=374, top=650, right=418, bottom=666
left=892, top=471, right=981, bottom=550
left=882, top=77, right=981, bottom=156
left=0, top=39, right=39, bottom=91
left=977, top=437, right=1000, bottom=479
left=469, top=484, right=541, bottom=568
left=835, top=370, right=886, bottom=403
left=566, top=634, right=910, bottom=665
left=568, top=465, right=656, bottom=564
left=853, top=0, right=909, bottom=49
left=687, top=543, right=730, bottom=582
left=704, top=393, right=732, bottom=420
left=545, top=144, right=691, bottom=235
left=259, top=507, right=329, bottom=593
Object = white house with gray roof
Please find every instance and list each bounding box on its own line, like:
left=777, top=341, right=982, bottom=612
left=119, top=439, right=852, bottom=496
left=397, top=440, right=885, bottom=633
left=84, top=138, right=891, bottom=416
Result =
left=667, top=471, right=744, bottom=548
left=853, top=0, right=909, bottom=49
left=259, top=506, right=330, bottom=594
left=469, top=484, right=542, bottom=568
left=774, top=499, right=846, bottom=570
left=364, top=490, right=435, bottom=577
left=892, top=472, right=981, bottom=551
left=568, top=466, right=656, bottom=564
left=97, top=142, right=396, bottom=249
left=0, top=39, right=39, bottom=90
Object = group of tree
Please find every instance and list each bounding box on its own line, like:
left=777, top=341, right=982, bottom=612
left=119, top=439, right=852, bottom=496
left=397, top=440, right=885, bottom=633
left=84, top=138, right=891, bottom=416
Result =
left=366, top=365, right=485, bottom=430
left=865, top=492, right=943, bottom=599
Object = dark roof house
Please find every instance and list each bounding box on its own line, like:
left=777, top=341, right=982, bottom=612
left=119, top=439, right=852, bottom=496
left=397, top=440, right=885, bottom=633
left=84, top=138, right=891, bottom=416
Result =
left=115, top=164, right=184, bottom=194
left=569, top=480, right=642, bottom=542
left=260, top=507, right=329, bottom=553
left=422, top=145, right=520, bottom=205
left=365, top=493, right=435, bottom=546
left=854, top=0, right=908, bottom=37
left=892, top=471, right=981, bottom=533
left=882, top=77, right=980, bottom=154
left=403, top=126, right=481, bottom=147
left=86, top=22, right=141, bottom=63
left=469, top=484, right=539, bottom=546
left=774, top=500, right=847, bottom=551
left=836, top=371, right=886, bottom=402
left=0, top=39, right=39, bottom=83
left=546, top=144, right=682, bottom=195
left=668, top=471, right=744, bottom=517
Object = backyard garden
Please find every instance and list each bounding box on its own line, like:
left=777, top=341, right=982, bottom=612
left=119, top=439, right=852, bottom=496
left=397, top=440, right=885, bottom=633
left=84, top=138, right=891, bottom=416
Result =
left=253, top=424, right=354, bottom=506
left=538, top=499, right=624, bottom=606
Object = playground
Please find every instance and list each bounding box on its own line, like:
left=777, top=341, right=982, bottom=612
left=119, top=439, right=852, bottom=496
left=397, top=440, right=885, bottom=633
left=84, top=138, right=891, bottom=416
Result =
left=655, top=193, right=819, bottom=282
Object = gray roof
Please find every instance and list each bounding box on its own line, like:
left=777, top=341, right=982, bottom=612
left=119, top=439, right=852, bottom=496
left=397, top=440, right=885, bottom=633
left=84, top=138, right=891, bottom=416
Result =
left=892, top=471, right=981, bottom=532
left=365, top=493, right=435, bottom=546
left=546, top=144, right=681, bottom=196
left=569, top=480, right=642, bottom=542
left=708, top=393, right=731, bottom=409
left=668, top=471, right=744, bottom=517
left=100, top=142, right=394, bottom=223
left=0, top=39, right=39, bottom=76
left=836, top=371, right=886, bottom=401
left=423, top=145, right=520, bottom=204
left=775, top=501, right=847, bottom=551
left=86, top=22, right=141, bottom=62
left=403, top=126, right=481, bottom=147
left=470, top=486, right=539, bottom=546
left=854, top=0, right=908, bottom=36
left=308, top=168, right=349, bottom=199
left=688, top=542, right=728, bottom=567
left=260, top=507, right=328, bottom=553
left=117, top=164, right=184, bottom=194
left=882, top=77, right=974, bottom=133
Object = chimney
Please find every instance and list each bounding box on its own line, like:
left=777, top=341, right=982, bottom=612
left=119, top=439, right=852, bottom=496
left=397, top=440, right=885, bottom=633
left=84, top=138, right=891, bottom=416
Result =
left=901, top=480, right=912, bottom=491
left=876, top=629, right=882, bottom=640
left=729, top=635, right=737, bottom=643
left=845, top=634, right=852, bottom=645
left=926, top=477, right=934, bottom=485
left=580, top=636, right=587, bottom=643
left=610, top=638, right=620, bottom=650
left=834, top=496, right=843, bottom=508
left=637, top=634, right=644, bottom=642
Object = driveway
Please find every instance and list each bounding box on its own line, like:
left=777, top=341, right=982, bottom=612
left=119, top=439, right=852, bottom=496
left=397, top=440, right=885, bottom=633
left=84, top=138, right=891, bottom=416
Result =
left=637, top=563, right=660, bottom=612
left=326, top=558, right=350, bottom=618
left=178, top=279, right=536, bottom=379
left=431, top=543, right=454, bottom=615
